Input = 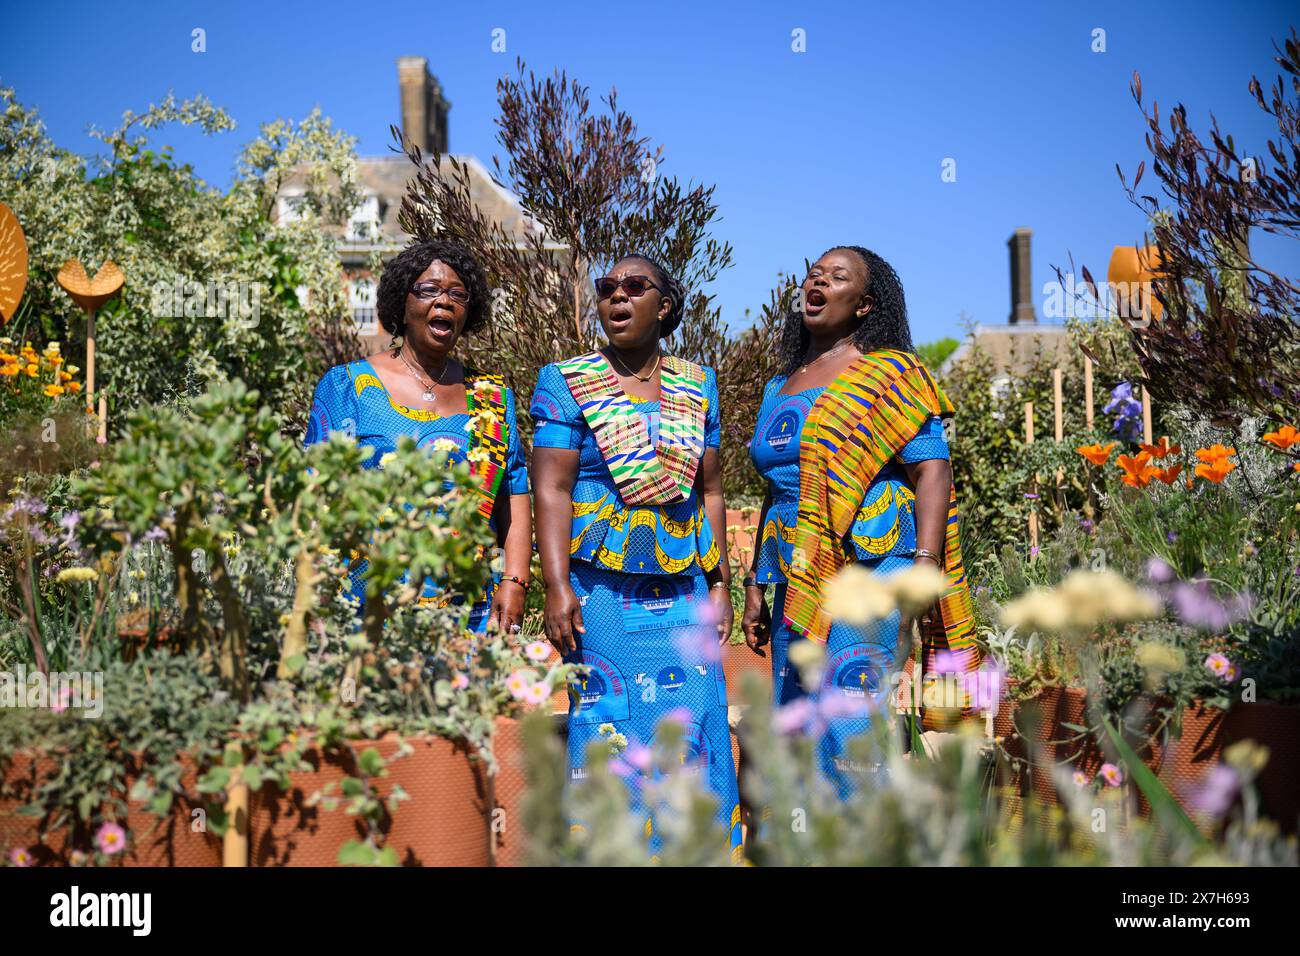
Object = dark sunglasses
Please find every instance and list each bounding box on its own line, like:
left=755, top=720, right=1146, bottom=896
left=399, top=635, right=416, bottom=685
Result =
left=594, top=275, right=661, bottom=299
left=409, top=281, right=470, bottom=304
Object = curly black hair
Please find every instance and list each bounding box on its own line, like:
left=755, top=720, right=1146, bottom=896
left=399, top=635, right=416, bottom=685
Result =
left=612, top=252, right=686, bottom=339
left=776, top=245, right=914, bottom=375
left=376, top=238, right=490, bottom=339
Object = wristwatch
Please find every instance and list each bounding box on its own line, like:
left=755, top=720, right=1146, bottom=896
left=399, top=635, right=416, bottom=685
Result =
left=743, top=573, right=765, bottom=589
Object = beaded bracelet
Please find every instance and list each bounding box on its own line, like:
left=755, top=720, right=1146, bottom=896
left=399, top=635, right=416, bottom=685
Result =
left=500, top=574, right=530, bottom=592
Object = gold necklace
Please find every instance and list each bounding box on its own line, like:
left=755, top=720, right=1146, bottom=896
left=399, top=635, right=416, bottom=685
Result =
left=797, top=338, right=852, bottom=376
left=607, top=345, right=661, bottom=383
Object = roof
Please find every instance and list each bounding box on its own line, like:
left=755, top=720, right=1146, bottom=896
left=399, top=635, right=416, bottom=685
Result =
left=940, top=323, right=1071, bottom=378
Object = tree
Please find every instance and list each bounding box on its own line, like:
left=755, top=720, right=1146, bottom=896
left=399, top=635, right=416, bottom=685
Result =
left=0, top=88, right=362, bottom=433
left=1113, top=30, right=1300, bottom=427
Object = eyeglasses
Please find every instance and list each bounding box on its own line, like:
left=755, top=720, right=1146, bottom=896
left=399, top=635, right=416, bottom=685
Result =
left=409, top=282, right=470, bottom=304
left=594, top=275, right=661, bottom=299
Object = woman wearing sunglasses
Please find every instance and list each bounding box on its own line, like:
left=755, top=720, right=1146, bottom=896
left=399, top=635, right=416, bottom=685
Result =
left=530, top=254, right=740, bottom=858
left=740, top=245, right=980, bottom=797
left=304, top=238, right=532, bottom=637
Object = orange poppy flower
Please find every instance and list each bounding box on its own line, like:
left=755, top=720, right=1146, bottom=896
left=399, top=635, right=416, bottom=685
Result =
left=1263, top=425, right=1300, bottom=451
left=66, top=381, right=81, bottom=393
left=1117, top=452, right=1158, bottom=488
left=1140, top=436, right=1182, bottom=459
left=1195, top=444, right=1237, bottom=463
left=1077, top=442, right=1117, bottom=466
left=1153, top=463, right=1183, bottom=485
left=1195, top=458, right=1236, bottom=483
left=43, top=384, right=64, bottom=397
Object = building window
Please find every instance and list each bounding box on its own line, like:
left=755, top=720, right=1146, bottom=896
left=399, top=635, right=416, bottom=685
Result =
left=346, top=196, right=381, bottom=243
left=350, top=278, right=377, bottom=335
left=277, top=190, right=307, bottom=225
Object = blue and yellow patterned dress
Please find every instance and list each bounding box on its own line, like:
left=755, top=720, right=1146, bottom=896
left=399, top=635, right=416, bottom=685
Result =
left=749, top=372, right=949, bottom=794
left=530, top=361, right=741, bottom=857
left=304, top=359, right=530, bottom=632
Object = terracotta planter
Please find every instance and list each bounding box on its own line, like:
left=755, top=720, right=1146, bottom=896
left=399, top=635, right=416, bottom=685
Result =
left=1223, top=701, right=1300, bottom=833
left=489, top=717, right=530, bottom=867
left=248, top=733, right=490, bottom=867
left=1, top=750, right=221, bottom=867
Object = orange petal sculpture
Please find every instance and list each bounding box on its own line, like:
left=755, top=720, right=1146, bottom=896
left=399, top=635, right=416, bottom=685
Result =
left=56, top=258, right=124, bottom=313
left=0, top=202, right=28, bottom=322
left=1107, top=244, right=1163, bottom=323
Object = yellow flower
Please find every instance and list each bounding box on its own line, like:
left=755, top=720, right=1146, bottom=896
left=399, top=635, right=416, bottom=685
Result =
left=824, top=565, right=896, bottom=624
left=56, top=567, right=99, bottom=584
left=883, top=562, right=949, bottom=614
left=25, top=363, right=38, bottom=377
left=0, top=364, right=19, bottom=377
left=43, top=384, right=64, bottom=397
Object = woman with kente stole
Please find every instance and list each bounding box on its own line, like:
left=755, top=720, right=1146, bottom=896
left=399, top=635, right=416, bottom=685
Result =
left=531, top=254, right=741, bottom=856
left=740, top=245, right=980, bottom=794
left=304, top=238, right=532, bottom=636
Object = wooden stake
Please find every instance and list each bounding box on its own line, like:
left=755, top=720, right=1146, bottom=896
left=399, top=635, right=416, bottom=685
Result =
left=1025, top=402, right=1038, bottom=550
left=1141, top=386, right=1153, bottom=446
left=1053, top=368, right=1065, bottom=512
left=223, top=780, right=249, bottom=867
left=1084, top=356, right=1094, bottom=429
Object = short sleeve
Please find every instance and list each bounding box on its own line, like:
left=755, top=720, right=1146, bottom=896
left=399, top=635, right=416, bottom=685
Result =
left=529, top=363, right=584, bottom=450
left=304, top=365, right=354, bottom=447
left=703, top=366, right=721, bottom=449
left=503, top=388, right=530, bottom=494
left=897, top=414, right=949, bottom=463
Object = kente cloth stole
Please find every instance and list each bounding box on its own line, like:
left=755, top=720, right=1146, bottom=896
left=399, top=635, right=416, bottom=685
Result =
left=463, top=368, right=509, bottom=521
left=557, top=351, right=706, bottom=506
left=783, top=350, right=977, bottom=663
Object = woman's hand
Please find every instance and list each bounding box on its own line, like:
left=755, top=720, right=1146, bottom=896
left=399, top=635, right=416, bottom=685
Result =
left=709, top=583, right=735, bottom=646
left=489, top=579, right=527, bottom=640
left=543, top=581, right=585, bottom=656
left=741, top=585, right=771, bottom=654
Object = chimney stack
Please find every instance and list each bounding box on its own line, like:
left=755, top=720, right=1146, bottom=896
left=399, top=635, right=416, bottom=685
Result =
left=396, top=56, right=450, bottom=155
left=1008, top=227, right=1036, bottom=324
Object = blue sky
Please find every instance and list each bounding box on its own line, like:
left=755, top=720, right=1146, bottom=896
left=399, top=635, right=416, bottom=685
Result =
left=3, top=0, right=1297, bottom=345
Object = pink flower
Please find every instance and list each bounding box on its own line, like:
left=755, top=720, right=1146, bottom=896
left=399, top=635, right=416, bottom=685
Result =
left=1072, top=771, right=1091, bottom=788
left=524, top=641, right=552, bottom=663
left=450, top=672, right=469, bottom=690
left=8, top=847, right=33, bottom=867
left=773, top=698, right=817, bottom=736
left=68, top=850, right=87, bottom=867
left=658, top=707, right=693, bottom=728
left=94, top=822, right=126, bottom=856
left=624, top=743, right=652, bottom=772
left=505, top=670, right=535, bottom=701
left=523, top=682, right=550, bottom=707
left=1191, top=764, right=1240, bottom=817
left=1099, top=763, right=1124, bottom=787
left=1205, top=652, right=1237, bottom=681
left=50, top=686, right=73, bottom=714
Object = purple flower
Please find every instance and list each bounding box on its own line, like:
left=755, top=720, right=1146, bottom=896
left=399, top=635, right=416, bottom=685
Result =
left=1191, top=764, right=1240, bottom=817
left=1167, top=532, right=1178, bottom=543
left=624, top=743, right=653, bottom=772
left=143, top=525, right=167, bottom=543
left=1078, top=518, right=1095, bottom=533
left=658, top=707, right=693, bottom=729
left=818, top=690, right=872, bottom=721
left=1029, top=546, right=1040, bottom=558
left=773, top=698, right=817, bottom=736
left=1024, top=493, right=1040, bottom=500
left=1172, top=581, right=1252, bottom=631
left=1146, top=557, right=1176, bottom=584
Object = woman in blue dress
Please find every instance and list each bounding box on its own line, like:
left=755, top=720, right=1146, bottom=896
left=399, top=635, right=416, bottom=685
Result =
left=304, top=238, right=532, bottom=635
left=740, top=246, right=978, bottom=797
left=530, top=254, right=741, bottom=858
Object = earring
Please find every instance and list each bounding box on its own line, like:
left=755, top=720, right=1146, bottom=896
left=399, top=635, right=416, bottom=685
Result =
left=388, top=331, right=403, bottom=354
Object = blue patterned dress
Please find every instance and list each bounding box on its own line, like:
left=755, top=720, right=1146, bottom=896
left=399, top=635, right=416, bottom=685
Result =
left=530, top=361, right=741, bottom=857
left=305, top=359, right=530, bottom=632
left=749, top=372, right=949, bottom=795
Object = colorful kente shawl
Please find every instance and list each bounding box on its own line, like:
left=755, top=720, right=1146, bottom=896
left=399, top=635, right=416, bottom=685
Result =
left=461, top=367, right=510, bottom=521
left=784, top=350, right=977, bottom=668
left=557, top=351, right=706, bottom=506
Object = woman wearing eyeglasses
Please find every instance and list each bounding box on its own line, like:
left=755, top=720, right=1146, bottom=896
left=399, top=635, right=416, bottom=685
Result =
left=304, top=238, right=532, bottom=637
left=740, top=245, right=980, bottom=797
left=530, top=254, right=741, bottom=859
